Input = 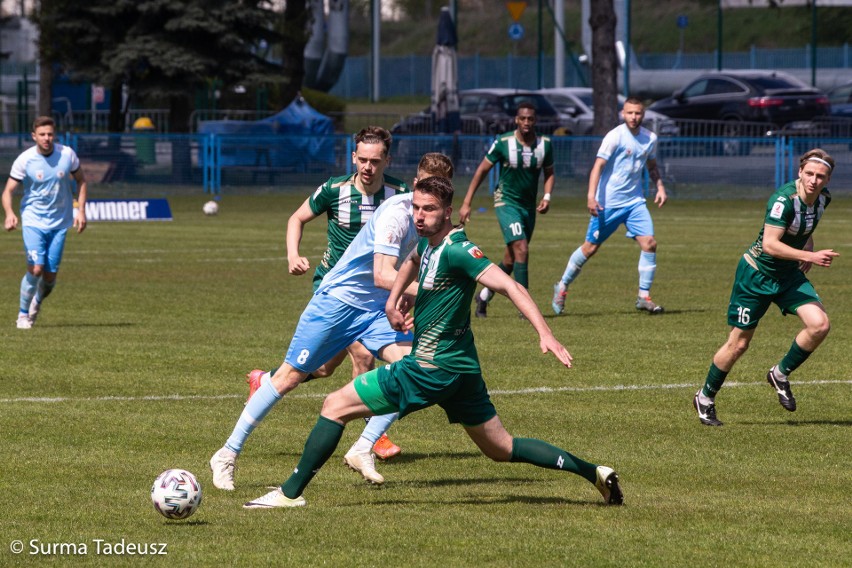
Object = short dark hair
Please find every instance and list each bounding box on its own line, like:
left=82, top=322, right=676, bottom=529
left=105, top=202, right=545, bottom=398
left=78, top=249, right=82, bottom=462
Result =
left=414, top=175, right=454, bottom=208
left=32, top=116, right=55, bottom=131
left=517, top=101, right=536, bottom=115
left=354, top=126, right=392, bottom=155
left=417, top=153, right=454, bottom=179
left=624, top=96, right=644, bottom=107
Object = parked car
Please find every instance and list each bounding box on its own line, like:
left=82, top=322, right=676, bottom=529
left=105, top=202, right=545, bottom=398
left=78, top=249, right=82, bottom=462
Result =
left=649, top=71, right=830, bottom=136
left=538, top=87, right=679, bottom=136
left=826, top=81, right=852, bottom=118
left=390, top=88, right=565, bottom=136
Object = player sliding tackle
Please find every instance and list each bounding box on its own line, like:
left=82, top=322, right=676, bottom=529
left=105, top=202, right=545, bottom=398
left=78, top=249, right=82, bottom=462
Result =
left=244, top=175, right=624, bottom=509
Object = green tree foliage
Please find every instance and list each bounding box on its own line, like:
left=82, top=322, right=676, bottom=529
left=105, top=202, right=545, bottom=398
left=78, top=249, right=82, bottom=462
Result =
left=35, top=0, right=299, bottom=133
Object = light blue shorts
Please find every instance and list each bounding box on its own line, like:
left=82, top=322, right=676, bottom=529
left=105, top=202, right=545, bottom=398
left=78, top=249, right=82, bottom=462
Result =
left=22, top=226, right=68, bottom=273
left=585, top=201, right=654, bottom=244
left=284, top=292, right=412, bottom=373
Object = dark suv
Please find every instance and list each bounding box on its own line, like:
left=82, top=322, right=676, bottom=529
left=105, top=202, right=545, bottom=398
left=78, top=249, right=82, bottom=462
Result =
left=649, top=71, right=830, bottom=136
left=391, top=88, right=564, bottom=136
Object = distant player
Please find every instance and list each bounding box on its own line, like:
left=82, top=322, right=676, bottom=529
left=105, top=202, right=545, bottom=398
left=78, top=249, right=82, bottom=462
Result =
left=551, top=97, right=667, bottom=315
left=693, top=149, right=838, bottom=426
left=243, top=175, right=623, bottom=510
left=2, top=116, right=87, bottom=329
left=459, top=102, right=554, bottom=318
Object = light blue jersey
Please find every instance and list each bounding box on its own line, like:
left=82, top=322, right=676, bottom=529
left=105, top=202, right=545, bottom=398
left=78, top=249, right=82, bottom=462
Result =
left=11, top=143, right=81, bottom=230
left=595, top=124, right=657, bottom=209
left=316, top=192, right=421, bottom=313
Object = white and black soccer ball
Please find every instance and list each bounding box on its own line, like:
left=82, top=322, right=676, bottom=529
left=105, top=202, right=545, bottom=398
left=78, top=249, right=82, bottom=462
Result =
left=151, top=469, right=202, bottom=520
left=202, top=200, right=219, bottom=216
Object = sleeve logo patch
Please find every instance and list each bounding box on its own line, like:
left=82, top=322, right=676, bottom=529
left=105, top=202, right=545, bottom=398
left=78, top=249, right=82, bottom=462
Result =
left=770, top=202, right=784, bottom=220
left=468, top=246, right=484, bottom=259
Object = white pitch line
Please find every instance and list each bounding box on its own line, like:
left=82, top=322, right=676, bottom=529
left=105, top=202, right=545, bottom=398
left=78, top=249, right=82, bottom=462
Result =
left=0, top=379, right=849, bottom=405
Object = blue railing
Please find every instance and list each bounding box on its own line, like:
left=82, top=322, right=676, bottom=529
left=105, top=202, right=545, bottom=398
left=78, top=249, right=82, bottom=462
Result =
left=0, top=133, right=846, bottom=198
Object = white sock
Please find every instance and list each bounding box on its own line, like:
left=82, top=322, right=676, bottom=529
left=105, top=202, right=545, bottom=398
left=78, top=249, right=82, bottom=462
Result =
left=697, top=391, right=714, bottom=406
left=771, top=366, right=789, bottom=382
left=638, top=289, right=650, bottom=299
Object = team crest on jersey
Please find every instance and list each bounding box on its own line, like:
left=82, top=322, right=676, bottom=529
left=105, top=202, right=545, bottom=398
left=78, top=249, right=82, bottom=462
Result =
left=770, top=201, right=784, bottom=220
left=36, top=170, right=44, bottom=181
left=467, top=245, right=484, bottom=259
left=57, top=171, right=65, bottom=178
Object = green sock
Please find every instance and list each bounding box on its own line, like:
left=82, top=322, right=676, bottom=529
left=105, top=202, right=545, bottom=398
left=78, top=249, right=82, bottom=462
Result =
left=702, top=363, right=728, bottom=398
left=514, top=262, right=529, bottom=289
left=778, top=340, right=812, bottom=377
left=511, top=437, right=597, bottom=484
left=281, top=416, right=344, bottom=498
left=498, top=262, right=513, bottom=276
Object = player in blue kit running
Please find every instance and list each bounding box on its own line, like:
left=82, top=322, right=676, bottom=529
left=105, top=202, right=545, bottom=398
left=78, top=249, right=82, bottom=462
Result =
left=551, top=97, right=667, bottom=315
left=3, top=116, right=88, bottom=329
left=210, top=154, right=454, bottom=490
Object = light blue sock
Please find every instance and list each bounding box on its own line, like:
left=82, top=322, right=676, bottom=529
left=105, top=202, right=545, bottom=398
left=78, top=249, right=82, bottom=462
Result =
left=36, top=278, right=56, bottom=304
left=359, top=412, right=398, bottom=444
left=224, top=380, right=282, bottom=454
left=638, top=251, right=657, bottom=293
left=20, top=273, right=38, bottom=314
left=560, top=248, right=588, bottom=286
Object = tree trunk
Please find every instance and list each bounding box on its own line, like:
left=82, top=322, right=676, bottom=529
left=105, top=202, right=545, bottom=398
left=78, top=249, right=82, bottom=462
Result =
left=108, top=79, right=125, bottom=133
left=589, top=0, right=618, bottom=136
left=281, top=0, right=309, bottom=105
left=170, top=95, right=192, bottom=183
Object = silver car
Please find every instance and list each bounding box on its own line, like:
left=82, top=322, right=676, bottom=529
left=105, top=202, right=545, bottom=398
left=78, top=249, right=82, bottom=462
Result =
left=538, top=87, right=679, bottom=136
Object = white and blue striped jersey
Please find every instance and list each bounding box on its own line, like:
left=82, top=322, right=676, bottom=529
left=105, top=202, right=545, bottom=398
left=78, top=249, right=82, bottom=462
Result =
left=315, top=192, right=420, bottom=313
left=10, top=143, right=81, bottom=230
left=595, top=123, right=657, bottom=209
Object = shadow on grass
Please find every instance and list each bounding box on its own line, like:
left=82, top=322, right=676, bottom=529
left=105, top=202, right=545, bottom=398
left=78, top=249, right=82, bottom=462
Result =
left=36, top=322, right=137, bottom=328
left=543, top=307, right=714, bottom=319
left=740, top=419, right=852, bottom=427
left=370, top=494, right=593, bottom=507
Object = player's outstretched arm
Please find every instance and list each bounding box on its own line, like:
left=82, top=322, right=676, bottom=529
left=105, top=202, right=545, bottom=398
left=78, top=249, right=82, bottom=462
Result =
left=459, top=158, right=493, bottom=224
left=2, top=178, right=19, bottom=231
left=72, top=169, right=87, bottom=233
left=587, top=158, right=606, bottom=216
left=286, top=198, right=318, bottom=275
left=385, top=254, right=419, bottom=332
left=477, top=264, right=573, bottom=368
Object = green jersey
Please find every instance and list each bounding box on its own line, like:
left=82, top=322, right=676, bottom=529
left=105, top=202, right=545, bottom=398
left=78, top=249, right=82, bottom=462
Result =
left=411, top=227, right=493, bottom=374
left=745, top=181, right=831, bottom=280
left=308, top=173, right=408, bottom=282
left=485, top=131, right=553, bottom=210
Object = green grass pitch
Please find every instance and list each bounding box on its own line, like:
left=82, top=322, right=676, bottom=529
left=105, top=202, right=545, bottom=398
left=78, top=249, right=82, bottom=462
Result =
left=1, top=191, right=850, bottom=566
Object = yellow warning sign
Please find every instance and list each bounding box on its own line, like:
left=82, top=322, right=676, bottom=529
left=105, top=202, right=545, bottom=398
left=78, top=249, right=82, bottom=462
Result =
left=506, top=1, right=527, bottom=22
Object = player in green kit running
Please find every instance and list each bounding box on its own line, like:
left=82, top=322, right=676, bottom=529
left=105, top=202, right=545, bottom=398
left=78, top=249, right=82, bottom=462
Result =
left=244, top=175, right=623, bottom=509
left=693, top=148, right=838, bottom=426
left=459, top=102, right=554, bottom=318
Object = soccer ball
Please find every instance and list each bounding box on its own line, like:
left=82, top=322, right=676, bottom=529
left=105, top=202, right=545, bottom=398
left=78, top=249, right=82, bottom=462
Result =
left=202, top=200, right=219, bottom=216
left=151, top=469, right=202, bottom=520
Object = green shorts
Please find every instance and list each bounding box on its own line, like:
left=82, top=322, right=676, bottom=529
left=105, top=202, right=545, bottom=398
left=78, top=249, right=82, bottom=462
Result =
left=495, top=204, right=536, bottom=245
left=726, top=256, right=821, bottom=329
left=353, top=356, right=497, bottom=427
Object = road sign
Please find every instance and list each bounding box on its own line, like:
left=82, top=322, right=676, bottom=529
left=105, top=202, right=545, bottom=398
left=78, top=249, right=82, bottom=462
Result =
left=508, top=22, right=524, bottom=41
left=506, top=1, right=527, bottom=22
left=677, top=15, right=688, bottom=29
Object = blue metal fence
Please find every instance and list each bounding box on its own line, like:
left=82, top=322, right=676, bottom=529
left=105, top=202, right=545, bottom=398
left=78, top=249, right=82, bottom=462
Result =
left=0, top=133, right=847, bottom=198
left=331, top=45, right=852, bottom=99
